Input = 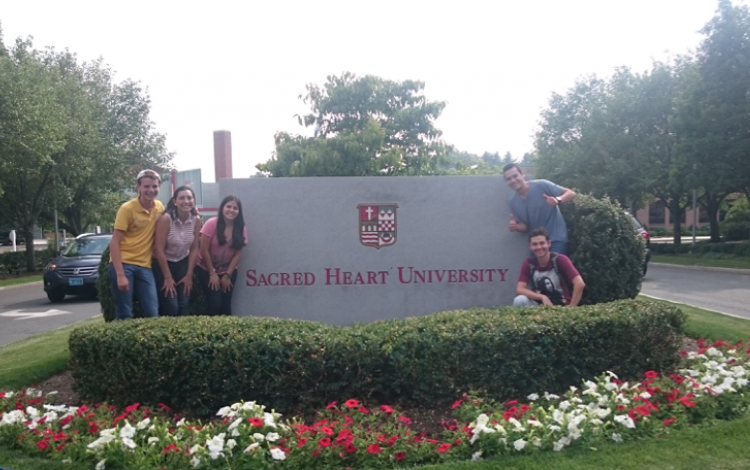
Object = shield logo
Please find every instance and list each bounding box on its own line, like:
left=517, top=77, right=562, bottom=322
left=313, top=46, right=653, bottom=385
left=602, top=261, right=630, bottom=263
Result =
left=358, top=204, right=398, bottom=249
left=73, top=268, right=80, bottom=275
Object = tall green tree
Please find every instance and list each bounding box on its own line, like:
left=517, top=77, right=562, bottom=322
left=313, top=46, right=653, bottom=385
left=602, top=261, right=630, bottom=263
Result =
left=0, top=37, right=172, bottom=270
left=259, top=72, right=450, bottom=176
left=677, top=0, right=750, bottom=242
left=0, top=38, right=67, bottom=269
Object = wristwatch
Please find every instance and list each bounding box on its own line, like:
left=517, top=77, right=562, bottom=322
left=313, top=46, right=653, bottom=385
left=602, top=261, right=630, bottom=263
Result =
left=555, top=196, right=563, bottom=204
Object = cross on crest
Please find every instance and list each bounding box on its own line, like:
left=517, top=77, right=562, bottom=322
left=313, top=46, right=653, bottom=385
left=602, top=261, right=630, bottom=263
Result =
left=358, top=203, right=398, bottom=249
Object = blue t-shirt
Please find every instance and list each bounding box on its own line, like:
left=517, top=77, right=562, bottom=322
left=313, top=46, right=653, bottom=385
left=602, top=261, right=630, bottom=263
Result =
left=509, top=179, right=568, bottom=243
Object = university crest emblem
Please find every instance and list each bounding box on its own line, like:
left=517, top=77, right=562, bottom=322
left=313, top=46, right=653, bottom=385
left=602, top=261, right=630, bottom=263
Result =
left=358, top=204, right=398, bottom=249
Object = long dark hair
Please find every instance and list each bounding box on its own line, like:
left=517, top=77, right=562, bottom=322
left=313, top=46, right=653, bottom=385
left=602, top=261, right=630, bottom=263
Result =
left=165, top=186, right=199, bottom=221
left=217, top=195, right=246, bottom=250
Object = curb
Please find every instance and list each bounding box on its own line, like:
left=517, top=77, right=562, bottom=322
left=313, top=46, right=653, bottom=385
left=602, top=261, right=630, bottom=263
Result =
left=650, top=262, right=750, bottom=275
left=0, top=280, right=43, bottom=291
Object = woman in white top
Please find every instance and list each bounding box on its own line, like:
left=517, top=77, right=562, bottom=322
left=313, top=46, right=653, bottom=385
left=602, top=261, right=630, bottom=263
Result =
left=153, top=185, right=202, bottom=316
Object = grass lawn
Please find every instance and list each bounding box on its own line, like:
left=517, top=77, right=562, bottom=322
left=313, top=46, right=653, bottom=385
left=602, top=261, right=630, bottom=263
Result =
left=0, top=273, right=43, bottom=288
left=1, top=303, right=750, bottom=470
left=638, top=295, right=750, bottom=342
left=651, top=253, right=750, bottom=270
left=0, top=317, right=101, bottom=390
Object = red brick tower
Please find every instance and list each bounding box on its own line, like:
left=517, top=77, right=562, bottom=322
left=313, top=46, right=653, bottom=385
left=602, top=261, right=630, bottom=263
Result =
left=213, top=130, right=233, bottom=181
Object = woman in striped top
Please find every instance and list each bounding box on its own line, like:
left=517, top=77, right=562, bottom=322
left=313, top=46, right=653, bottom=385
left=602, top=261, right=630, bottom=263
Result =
left=153, top=185, right=202, bottom=316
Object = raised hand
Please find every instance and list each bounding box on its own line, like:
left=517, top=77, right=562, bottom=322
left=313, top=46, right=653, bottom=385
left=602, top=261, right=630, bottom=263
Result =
left=509, top=214, right=519, bottom=232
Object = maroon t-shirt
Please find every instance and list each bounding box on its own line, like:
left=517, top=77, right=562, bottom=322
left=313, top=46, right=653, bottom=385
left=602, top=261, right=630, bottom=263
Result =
left=518, top=254, right=580, bottom=305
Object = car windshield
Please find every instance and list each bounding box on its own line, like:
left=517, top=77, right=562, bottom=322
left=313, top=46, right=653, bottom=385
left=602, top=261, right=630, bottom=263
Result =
left=63, top=237, right=111, bottom=257
left=628, top=214, right=643, bottom=229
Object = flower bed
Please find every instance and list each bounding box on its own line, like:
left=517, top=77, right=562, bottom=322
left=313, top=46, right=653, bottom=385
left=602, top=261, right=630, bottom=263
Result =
left=1, top=339, right=748, bottom=469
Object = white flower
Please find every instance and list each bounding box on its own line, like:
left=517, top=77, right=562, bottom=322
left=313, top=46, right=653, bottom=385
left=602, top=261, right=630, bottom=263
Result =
left=614, top=415, right=636, bottom=429
left=527, top=418, right=543, bottom=427
left=26, top=407, right=40, bottom=419
left=584, top=380, right=597, bottom=390
left=568, top=427, right=581, bottom=440
left=553, top=436, right=571, bottom=451
left=216, top=406, right=232, bottom=418
left=191, top=456, right=201, bottom=468
left=513, top=438, right=526, bottom=451
left=640, top=391, right=652, bottom=399
left=148, top=437, right=160, bottom=445
left=531, top=436, right=542, bottom=447
left=263, top=412, right=277, bottom=428
left=95, top=459, right=106, bottom=470
left=240, top=401, right=258, bottom=411
left=226, top=439, right=237, bottom=450
left=471, top=450, right=483, bottom=461
left=120, top=422, right=136, bottom=439
left=136, top=418, right=151, bottom=430
left=1, top=410, right=24, bottom=426
left=228, top=417, right=243, bottom=431
left=559, top=400, right=571, bottom=411
left=527, top=393, right=539, bottom=401
left=189, top=444, right=201, bottom=455
left=245, top=442, right=260, bottom=452
left=606, top=371, right=619, bottom=379
left=176, top=418, right=186, bottom=427
left=544, top=392, right=560, bottom=400
left=266, top=432, right=280, bottom=442
left=548, top=424, right=562, bottom=432
left=121, top=437, right=137, bottom=450
left=88, top=434, right=116, bottom=450
left=231, top=428, right=241, bottom=437
left=270, top=447, right=286, bottom=460
left=207, top=434, right=225, bottom=460
left=43, top=404, right=68, bottom=413
left=475, top=413, right=490, bottom=428
left=253, top=433, right=265, bottom=441
left=612, top=433, right=623, bottom=443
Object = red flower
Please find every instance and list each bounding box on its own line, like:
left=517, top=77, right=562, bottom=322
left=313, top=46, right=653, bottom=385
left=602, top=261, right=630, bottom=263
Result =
left=395, top=451, right=406, bottom=461
left=55, top=443, right=65, bottom=451
left=321, top=426, right=334, bottom=436
left=451, top=400, right=463, bottom=410
left=380, top=405, right=395, bottom=414
left=59, top=415, right=74, bottom=427
left=36, top=440, right=49, bottom=450
left=663, top=418, right=676, bottom=426
left=125, top=403, right=140, bottom=413
left=326, top=401, right=338, bottom=409
left=52, top=432, right=67, bottom=441
left=158, top=403, right=171, bottom=411
left=344, top=415, right=355, bottom=426
left=162, top=444, right=180, bottom=454
left=247, top=417, right=264, bottom=427
left=644, top=371, right=659, bottom=379
left=437, top=443, right=451, bottom=453
left=397, top=416, right=412, bottom=426
left=344, top=399, right=360, bottom=408
left=297, top=438, right=308, bottom=448
left=345, top=442, right=358, bottom=454
left=359, top=406, right=370, bottom=414
left=319, top=437, right=331, bottom=447
left=677, top=397, right=698, bottom=407
left=88, top=422, right=100, bottom=435
left=519, top=404, right=531, bottom=414
left=367, top=444, right=382, bottom=454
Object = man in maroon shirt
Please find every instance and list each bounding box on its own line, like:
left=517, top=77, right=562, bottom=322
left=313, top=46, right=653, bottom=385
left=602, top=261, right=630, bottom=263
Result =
left=513, top=227, right=585, bottom=307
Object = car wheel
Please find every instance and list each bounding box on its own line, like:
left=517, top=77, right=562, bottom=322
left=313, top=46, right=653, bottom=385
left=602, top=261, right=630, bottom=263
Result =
left=47, top=290, right=66, bottom=302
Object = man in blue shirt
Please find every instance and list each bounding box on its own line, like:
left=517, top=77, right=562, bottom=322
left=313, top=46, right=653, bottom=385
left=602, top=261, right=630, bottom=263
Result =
left=503, top=163, right=576, bottom=255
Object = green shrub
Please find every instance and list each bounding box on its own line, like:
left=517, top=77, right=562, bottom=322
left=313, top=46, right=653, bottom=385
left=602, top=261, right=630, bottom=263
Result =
left=0, top=244, right=53, bottom=274
left=69, top=299, right=685, bottom=415
left=97, top=246, right=206, bottom=321
left=651, top=240, right=750, bottom=257
left=559, top=195, right=644, bottom=304
left=722, top=197, right=749, bottom=241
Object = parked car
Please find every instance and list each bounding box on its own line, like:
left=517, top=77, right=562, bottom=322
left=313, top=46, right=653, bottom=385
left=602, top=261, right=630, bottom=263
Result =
left=43, top=234, right=112, bottom=302
left=626, top=213, right=651, bottom=275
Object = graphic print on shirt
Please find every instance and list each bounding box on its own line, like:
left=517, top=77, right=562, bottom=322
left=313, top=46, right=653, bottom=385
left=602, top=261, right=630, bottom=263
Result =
left=532, top=270, right=566, bottom=306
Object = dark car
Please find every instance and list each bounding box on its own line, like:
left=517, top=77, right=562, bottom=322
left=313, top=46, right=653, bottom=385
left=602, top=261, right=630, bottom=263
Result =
left=627, top=213, right=651, bottom=275
left=43, top=234, right=112, bottom=302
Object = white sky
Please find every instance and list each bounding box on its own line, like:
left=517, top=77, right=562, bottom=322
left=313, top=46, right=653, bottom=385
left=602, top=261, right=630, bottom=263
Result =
left=2, top=1, right=729, bottom=182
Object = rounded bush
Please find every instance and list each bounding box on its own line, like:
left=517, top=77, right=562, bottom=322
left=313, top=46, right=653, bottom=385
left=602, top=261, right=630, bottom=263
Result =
left=560, top=194, right=644, bottom=304
left=97, top=246, right=206, bottom=321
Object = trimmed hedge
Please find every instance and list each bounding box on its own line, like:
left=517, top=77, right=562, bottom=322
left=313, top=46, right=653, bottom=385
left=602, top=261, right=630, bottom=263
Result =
left=96, top=246, right=207, bottom=321
left=69, top=299, right=685, bottom=415
left=0, top=245, right=55, bottom=274
left=560, top=195, right=644, bottom=304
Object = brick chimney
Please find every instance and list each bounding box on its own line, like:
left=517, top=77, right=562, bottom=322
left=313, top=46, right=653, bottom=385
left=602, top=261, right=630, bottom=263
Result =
left=213, top=130, right=233, bottom=181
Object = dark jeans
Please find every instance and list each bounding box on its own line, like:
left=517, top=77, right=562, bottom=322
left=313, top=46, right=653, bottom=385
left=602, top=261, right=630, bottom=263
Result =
left=196, top=266, right=238, bottom=316
left=108, top=263, right=158, bottom=320
left=152, top=257, right=190, bottom=316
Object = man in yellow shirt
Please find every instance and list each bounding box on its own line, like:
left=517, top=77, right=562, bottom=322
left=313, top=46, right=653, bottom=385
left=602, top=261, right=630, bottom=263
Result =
left=109, top=170, right=164, bottom=319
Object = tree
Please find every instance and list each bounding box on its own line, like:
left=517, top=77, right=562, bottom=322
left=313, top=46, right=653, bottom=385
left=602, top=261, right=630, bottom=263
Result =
left=0, top=37, right=172, bottom=270
left=0, top=38, right=67, bottom=270
left=677, top=0, right=750, bottom=242
left=259, top=72, right=451, bottom=176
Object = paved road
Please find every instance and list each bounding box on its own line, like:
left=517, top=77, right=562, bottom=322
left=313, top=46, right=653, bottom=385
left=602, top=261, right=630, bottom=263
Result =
left=0, top=283, right=101, bottom=347
left=641, top=264, right=750, bottom=320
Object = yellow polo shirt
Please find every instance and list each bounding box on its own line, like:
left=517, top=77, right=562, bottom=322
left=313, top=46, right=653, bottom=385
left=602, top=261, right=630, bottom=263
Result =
left=110, top=198, right=164, bottom=268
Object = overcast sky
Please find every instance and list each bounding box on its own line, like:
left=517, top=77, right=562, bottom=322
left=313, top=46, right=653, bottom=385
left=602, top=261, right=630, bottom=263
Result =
left=2, top=1, right=731, bottom=181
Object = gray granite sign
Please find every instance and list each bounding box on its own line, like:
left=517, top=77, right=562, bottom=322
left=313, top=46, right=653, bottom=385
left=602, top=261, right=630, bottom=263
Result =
left=220, top=176, right=528, bottom=325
